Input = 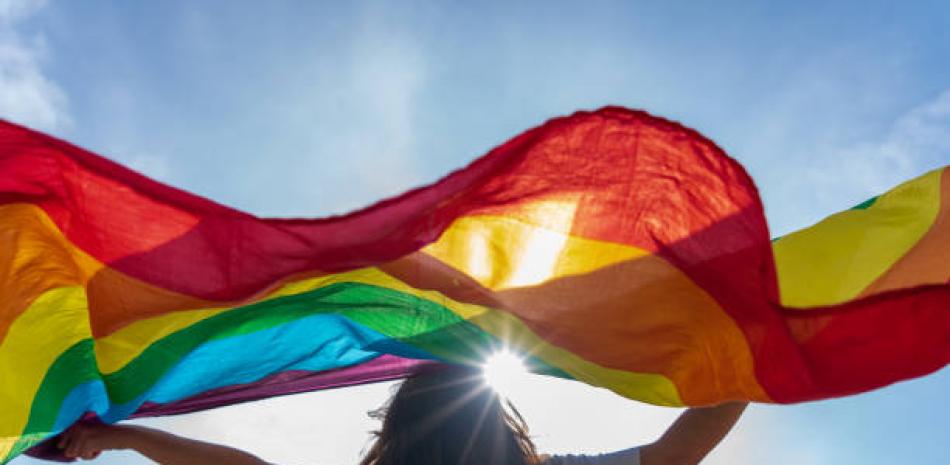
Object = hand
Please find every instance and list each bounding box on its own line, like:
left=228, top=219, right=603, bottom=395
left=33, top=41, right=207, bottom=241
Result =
left=57, top=424, right=130, bottom=460
left=641, top=401, right=749, bottom=465
left=54, top=424, right=272, bottom=465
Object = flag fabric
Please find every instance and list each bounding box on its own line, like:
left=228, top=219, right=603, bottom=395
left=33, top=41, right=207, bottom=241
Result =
left=0, top=107, right=946, bottom=463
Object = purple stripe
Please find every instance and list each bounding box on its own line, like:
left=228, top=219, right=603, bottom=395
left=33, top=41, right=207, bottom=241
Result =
left=28, top=355, right=438, bottom=462
left=132, top=354, right=435, bottom=417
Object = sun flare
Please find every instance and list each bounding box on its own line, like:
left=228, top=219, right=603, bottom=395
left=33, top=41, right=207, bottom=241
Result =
left=482, top=349, right=527, bottom=394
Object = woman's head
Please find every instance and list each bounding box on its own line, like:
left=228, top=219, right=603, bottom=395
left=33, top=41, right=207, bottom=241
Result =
left=359, top=364, right=538, bottom=465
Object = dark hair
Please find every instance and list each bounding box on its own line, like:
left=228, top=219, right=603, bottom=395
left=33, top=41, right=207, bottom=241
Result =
left=359, top=364, right=540, bottom=465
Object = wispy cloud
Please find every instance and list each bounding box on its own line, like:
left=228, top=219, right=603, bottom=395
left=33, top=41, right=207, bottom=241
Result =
left=0, top=0, right=69, bottom=132
left=753, top=87, right=950, bottom=235
left=0, top=0, right=44, bottom=25
left=805, top=89, right=950, bottom=207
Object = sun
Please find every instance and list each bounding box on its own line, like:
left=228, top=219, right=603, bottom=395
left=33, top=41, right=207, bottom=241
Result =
left=482, top=349, right=527, bottom=395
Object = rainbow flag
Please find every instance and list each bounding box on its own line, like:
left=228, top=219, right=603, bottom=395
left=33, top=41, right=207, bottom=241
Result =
left=0, top=108, right=947, bottom=463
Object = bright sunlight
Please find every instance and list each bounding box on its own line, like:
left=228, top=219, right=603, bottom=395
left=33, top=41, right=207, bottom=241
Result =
left=482, top=349, right=528, bottom=395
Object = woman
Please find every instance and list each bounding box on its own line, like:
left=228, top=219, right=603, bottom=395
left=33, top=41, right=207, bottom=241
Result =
left=57, top=365, right=747, bottom=465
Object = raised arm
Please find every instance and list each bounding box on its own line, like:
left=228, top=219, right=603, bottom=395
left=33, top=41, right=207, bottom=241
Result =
left=57, top=423, right=271, bottom=465
left=639, top=402, right=748, bottom=465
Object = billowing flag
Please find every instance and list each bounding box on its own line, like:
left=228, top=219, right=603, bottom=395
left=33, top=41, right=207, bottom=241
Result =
left=0, top=107, right=946, bottom=463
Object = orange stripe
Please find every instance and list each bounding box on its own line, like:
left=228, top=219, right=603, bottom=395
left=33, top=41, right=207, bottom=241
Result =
left=0, top=203, right=220, bottom=339
left=0, top=202, right=337, bottom=338
left=2, top=201, right=767, bottom=403
left=407, top=209, right=769, bottom=403
left=0, top=204, right=100, bottom=342
left=859, top=167, right=950, bottom=296
left=88, top=266, right=338, bottom=337
left=494, top=254, right=769, bottom=404
left=86, top=266, right=219, bottom=337
left=384, top=251, right=769, bottom=404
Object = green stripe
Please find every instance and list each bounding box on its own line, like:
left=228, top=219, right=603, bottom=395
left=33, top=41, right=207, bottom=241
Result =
left=103, top=282, right=476, bottom=403
left=5, top=281, right=522, bottom=464
left=4, top=340, right=98, bottom=463
left=771, top=194, right=894, bottom=276
left=771, top=195, right=881, bottom=245
left=851, top=196, right=879, bottom=210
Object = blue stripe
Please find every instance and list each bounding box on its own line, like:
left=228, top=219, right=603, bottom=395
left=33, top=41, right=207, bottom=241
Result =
left=50, top=313, right=435, bottom=428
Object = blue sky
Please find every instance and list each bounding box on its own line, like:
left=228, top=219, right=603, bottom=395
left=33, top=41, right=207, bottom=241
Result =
left=3, top=1, right=948, bottom=464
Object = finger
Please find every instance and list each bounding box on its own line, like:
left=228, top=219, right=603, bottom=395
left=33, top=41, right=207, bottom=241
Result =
left=66, top=436, right=84, bottom=459
left=56, top=426, right=76, bottom=449
left=57, top=427, right=76, bottom=449
left=77, top=438, right=103, bottom=460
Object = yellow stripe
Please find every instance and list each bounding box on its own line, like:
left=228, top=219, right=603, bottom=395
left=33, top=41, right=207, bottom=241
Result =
left=85, top=199, right=680, bottom=406
left=0, top=204, right=103, bottom=458
left=94, top=273, right=368, bottom=373
left=97, top=205, right=648, bottom=373
left=27, top=191, right=673, bottom=403
left=5, top=199, right=707, bottom=416
left=0, top=203, right=102, bottom=340
left=462, top=303, right=684, bottom=405
left=323, top=267, right=683, bottom=405
left=774, top=169, right=943, bottom=307
left=0, top=286, right=90, bottom=459
left=420, top=211, right=765, bottom=404
left=422, top=211, right=650, bottom=290
left=95, top=263, right=684, bottom=404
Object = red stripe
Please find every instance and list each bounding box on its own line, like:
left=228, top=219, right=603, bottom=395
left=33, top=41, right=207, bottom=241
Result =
left=2, top=111, right=947, bottom=405
left=783, top=285, right=950, bottom=400
left=0, top=109, right=775, bottom=301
